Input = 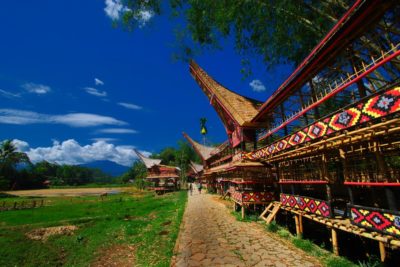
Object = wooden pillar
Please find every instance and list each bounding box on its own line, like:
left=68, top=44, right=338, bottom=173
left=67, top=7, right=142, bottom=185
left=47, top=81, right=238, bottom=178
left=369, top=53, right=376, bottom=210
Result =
left=321, top=153, right=330, bottom=181
left=294, top=215, right=302, bottom=237
left=347, top=187, right=354, bottom=204
left=379, top=241, right=386, bottom=262
left=299, top=215, right=303, bottom=235
left=374, top=140, right=390, bottom=180
left=241, top=205, right=245, bottom=219
left=339, top=148, right=348, bottom=183
left=326, top=184, right=332, bottom=203
left=331, top=228, right=339, bottom=256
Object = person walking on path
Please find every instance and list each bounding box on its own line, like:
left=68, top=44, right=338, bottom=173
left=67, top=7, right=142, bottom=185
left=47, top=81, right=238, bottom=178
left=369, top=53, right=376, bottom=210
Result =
left=197, top=182, right=202, bottom=194
left=189, top=183, right=193, bottom=196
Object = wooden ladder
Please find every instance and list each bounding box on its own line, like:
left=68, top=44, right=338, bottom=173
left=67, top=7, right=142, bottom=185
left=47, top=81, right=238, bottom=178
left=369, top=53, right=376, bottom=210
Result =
left=221, top=191, right=230, bottom=200
left=260, top=201, right=281, bottom=224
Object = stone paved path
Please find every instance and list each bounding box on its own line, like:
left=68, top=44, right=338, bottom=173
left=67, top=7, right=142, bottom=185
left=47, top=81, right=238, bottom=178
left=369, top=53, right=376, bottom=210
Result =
left=171, top=189, right=322, bottom=267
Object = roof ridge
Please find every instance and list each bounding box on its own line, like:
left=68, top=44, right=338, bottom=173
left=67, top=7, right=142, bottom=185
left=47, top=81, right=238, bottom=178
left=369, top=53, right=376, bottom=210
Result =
left=134, top=149, right=162, bottom=169
left=182, top=132, right=216, bottom=161
left=190, top=61, right=263, bottom=126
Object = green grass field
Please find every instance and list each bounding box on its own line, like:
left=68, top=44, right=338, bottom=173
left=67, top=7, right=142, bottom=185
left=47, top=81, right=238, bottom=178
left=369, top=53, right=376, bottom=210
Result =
left=0, top=189, right=187, bottom=266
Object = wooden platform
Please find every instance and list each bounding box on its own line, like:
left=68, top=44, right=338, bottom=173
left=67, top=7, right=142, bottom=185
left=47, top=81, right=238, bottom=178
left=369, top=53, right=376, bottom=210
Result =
left=276, top=202, right=400, bottom=249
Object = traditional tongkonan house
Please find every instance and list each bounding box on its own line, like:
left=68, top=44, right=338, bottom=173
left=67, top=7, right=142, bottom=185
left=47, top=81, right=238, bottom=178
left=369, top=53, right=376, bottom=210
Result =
left=244, top=0, right=400, bottom=260
left=186, top=161, right=203, bottom=183
left=134, top=150, right=180, bottom=195
left=184, top=0, right=400, bottom=260
left=185, top=61, right=277, bottom=218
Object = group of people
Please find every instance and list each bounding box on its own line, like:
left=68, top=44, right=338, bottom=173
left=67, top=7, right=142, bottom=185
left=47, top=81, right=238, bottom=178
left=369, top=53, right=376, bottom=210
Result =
left=188, top=182, right=202, bottom=195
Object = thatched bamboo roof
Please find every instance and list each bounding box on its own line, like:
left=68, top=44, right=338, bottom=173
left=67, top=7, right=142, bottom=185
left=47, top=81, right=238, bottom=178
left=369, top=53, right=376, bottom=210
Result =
left=134, top=150, right=162, bottom=169
left=190, top=61, right=263, bottom=127
left=183, top=132, right=217, bottom=161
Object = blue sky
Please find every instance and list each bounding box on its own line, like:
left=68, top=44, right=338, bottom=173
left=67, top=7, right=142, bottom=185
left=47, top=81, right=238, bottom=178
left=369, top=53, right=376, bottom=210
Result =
left=0, top=0, right=292, bottom=167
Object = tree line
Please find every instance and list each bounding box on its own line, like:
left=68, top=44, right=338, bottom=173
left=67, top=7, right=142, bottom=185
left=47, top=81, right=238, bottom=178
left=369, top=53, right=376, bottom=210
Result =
left=0, top=140, right=113, bottom=190
left=0, top=139, right=202, bottom=190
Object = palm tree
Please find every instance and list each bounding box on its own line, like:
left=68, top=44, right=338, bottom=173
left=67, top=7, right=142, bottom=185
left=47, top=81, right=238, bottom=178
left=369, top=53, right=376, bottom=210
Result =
left=0, top=140, right=30, bottom=189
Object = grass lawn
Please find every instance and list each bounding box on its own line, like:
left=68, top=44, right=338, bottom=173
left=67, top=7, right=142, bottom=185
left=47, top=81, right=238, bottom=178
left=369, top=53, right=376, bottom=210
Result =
left=0, top=189, right=187, bottom=266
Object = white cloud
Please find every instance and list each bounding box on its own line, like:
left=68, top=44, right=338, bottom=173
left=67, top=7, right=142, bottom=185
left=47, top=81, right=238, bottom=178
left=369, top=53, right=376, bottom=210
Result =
left=104, top=0, right=153, bottom=27
left=118, top=102, right=142, bottom=110
left=249, top=79, right=266, bottom=92
left=0, top=109, right=127, bottom=127
left=22, top=83, right=51, bottom=94
left=91, top=137, right=119, bottom=142
left=0, top=89, right=21, bottom=98
left=85, top=87, right=107, bottom=97
left=97, top=128, right=138, bottom=134
left=12, top=139, right=30, bottom=152
left=104, top=0, right=126, bottom=20
left=95, top=78, right=104, bottom=86
left=12, top=139, right=146, bottom=167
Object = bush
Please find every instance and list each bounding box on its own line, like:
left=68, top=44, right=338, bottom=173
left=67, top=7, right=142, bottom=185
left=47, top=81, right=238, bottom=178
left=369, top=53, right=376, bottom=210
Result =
left=292, top=237, right=314, bottom=253
left=266, top=221, right=279, bottom=233
left=277, top=229, right=291, bottom=239
left=325, top=256, right=356, bottom=267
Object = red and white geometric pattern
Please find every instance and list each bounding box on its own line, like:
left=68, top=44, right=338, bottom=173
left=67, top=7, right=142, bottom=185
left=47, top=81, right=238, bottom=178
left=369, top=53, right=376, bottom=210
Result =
left=231, top=191, right=275, bottom=204
left=280, top=193, right=332, bottom=218
left=247, top=87, right=400, bottom=160
left=349, top=204, right=400, bottom=238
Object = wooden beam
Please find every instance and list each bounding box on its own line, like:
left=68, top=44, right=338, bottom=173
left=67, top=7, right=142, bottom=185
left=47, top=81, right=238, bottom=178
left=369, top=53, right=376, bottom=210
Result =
left=331, top=228, right=339, bottom=256
left=379, top=241, right=386, bottom=262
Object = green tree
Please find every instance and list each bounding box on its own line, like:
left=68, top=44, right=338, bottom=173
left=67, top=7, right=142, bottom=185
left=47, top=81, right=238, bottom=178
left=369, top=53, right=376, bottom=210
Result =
left=120, top=161, right=147, bottom=183
left=120, top=0, right=349, bottom=72
left=0, top=140, right=31, bottom=189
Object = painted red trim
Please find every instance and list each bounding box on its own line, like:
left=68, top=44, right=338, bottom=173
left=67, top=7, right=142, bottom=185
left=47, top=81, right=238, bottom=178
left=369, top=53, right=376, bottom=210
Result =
left=254, top=0, right=365, bottom=121
left=230, top=180, right=267, bottom=184
left=260, top=49, right=400, bottom=140
left=279, top=180, right=328, bottom=184
left=344, top=182, right=400, bottom=186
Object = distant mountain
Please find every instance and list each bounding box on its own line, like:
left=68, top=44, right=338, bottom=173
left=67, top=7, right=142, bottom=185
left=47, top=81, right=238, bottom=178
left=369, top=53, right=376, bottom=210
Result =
left=79, top=160, right=130, bottom=177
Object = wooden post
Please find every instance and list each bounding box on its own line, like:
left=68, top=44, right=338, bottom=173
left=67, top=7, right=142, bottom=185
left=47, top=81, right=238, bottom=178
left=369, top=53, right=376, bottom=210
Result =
left=241, top=205, right=245, bottom=219
left=295, top=215, right=302, bottom=237
left=32, top=200, right=36, bottom=208
left=331, top=228, right=339, bottom=256
left=347, top=187, right=354, bottom=204
left=379, top=241, right=386, bottom=262
left=339, top=148, right=348, bottom=183
left=299, top=215, right=303, bottom=234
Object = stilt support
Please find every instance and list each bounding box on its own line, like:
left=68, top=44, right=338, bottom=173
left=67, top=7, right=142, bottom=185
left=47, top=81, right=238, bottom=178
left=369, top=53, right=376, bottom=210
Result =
left=299, top=215, right=303, bottom=234
left=379, top=241, right=386, bottom=262
left=295, top=215, right=302, bottom=236
left=241, top=205, right=245, bottom=219
left=331, top=228, right=339, bottom=256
